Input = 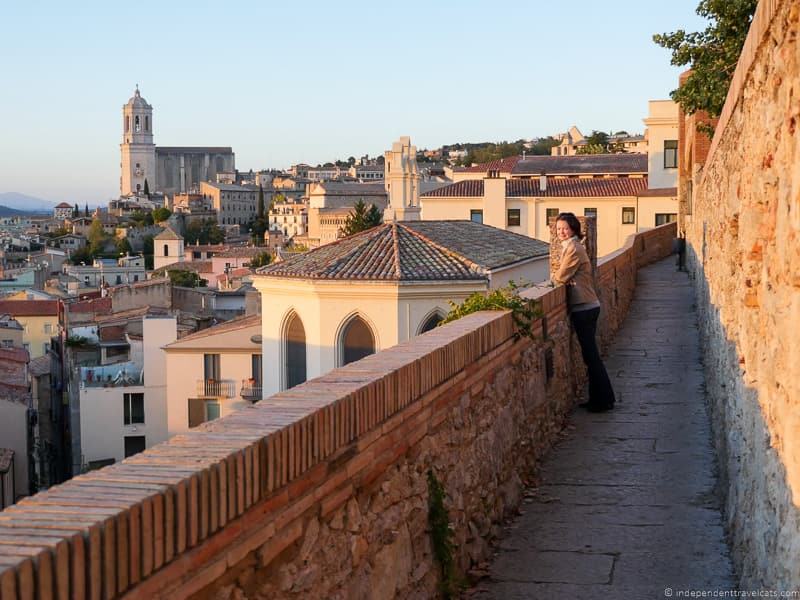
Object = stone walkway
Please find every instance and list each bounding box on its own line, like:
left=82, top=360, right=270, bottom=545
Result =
left=471, top=257, right=736, bottom=599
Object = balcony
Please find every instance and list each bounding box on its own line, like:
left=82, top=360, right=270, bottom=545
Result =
left=195, top=378, right=235, bottom=398
left=80, top=362, right=143, bottom=388
left=240, top=380, right=262, bottom=402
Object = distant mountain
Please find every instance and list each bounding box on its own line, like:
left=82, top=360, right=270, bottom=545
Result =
left=0, top=205, right=33, bottom=217
left=0, top=192, right=56, bottom=213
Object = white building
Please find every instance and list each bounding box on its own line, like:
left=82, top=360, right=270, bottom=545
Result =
left=253, top=219, right=549, bottom=397
left=64, top=257, right=147, bottom=289
left=78, top=317, right=176, bottom=468
left=269, top=199, right=308, bottom=238
left=642, top=99, right=679, bottom=190
left=53, top=202, right=74, bottom=220
left=162, top=315, right=261, bottom=437
left=153, top=226, right=185, bottom=270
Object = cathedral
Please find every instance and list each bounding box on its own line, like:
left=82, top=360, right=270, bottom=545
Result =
left=120, top=87, right=235, bottom=197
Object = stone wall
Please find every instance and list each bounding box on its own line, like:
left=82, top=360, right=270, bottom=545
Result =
left=0, top=225, right=675, bottom=599
left=110, top=279, right=172, bottom=313
left=682, top=0, right=800, bottom=588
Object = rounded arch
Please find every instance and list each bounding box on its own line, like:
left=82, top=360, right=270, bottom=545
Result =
left=417, top=309, right=445, bottom=336
left=281, top=309, right=307, bottom=390
left=336, top=312, right=377, bottom=367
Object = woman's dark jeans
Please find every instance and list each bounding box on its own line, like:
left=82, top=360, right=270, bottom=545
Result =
left=570, top=307, right=616, bottom=408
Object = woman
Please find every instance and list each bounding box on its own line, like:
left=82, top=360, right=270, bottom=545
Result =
left=552, top=212, right=616, bottom=412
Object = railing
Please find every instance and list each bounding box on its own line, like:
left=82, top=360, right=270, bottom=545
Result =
left=239, top=380, right=262, bottom=402
left=195, top=378, right=235, bottom=398
left=80, top=362, right=143, bottom=388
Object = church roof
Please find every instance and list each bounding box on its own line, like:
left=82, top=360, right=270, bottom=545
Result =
left=154, top=226, right=183, bottom=241
left=55, top=202, right=73, bottom=208
left=256, top=220, right=549, bottom=283
left=125, top=86, right=151, bottom=109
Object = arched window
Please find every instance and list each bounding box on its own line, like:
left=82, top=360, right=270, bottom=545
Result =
left=125, top=117, right=129, bottom=133
left=135, top=116, right=140, bottom=132
left=285, top=313, right=306, bottom=389
left=163, top=244, right=169, bottom=256
left=419, top=311, right=444, bottom=335
left=340, top=316, right=375, bottom=366
left=145, top=116, right=149, bottom=131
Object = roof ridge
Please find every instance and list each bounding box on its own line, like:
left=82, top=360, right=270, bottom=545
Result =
left=396, top=223, right=486, bottom=275
left=391, top=222, right=402, bottom=278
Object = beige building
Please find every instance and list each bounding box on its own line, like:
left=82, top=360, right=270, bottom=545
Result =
left=269, top=199, right=308, bottom=238
left=305, top=181, right=388, bottom=247
left=163, top=315, right=261, bottom=437
left=253, top=220, right=549, bottom=397
left=0, top=314, right=24, bottom=348
left=0, top=300, right=59, bottom=358
left=53, top=202, right=74, bottom=220
left=200, top=181, right=258, bottom=226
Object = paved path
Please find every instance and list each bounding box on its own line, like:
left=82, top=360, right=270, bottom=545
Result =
left=471, top=257, right=736, bottom=599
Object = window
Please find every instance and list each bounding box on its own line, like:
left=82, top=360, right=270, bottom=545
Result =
left=419, top=312, right=444, bottom=335
left=340, top=316, right=375, bottom=366
left=115, top=275, right=122, bottom=285
left=622, top=207, right=636, bottom=224
left=470, top=209, right=483, bottom=224
left=655, top=213, right=678, bottom=226
left=251, top=354, right=262, bottom=384
left=205, top=401, right=220, bottom=422
left=1, top=340, right=12, bottom=348
left=145, top=116, right=149, bottom=131
left=204, top=353, right=220, bottom=381
left=44, top=323, right=52, bottom=334
left=124, top=435, right=146, bottom=458
left=507, top=209, right=521, bottom=227
left=134, top=116, right=140, bottom=132
left=546, top=208, right=559, bottom=225
left=123, top=393, right=145, bottom=425
left=584, top=208, right=597, bottom=218
left=163, top=244, right=169, bottom=257
left=664, top=140, right=678, bottom=168
left=133, top=275, right=139, bottom=282
left=43, top=342, right=50, bottom=354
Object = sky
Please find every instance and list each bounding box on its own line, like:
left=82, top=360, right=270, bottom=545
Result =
left=0, top=0, right=707, bottom=205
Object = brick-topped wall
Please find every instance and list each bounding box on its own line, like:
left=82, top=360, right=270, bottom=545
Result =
left=0, top=224, right=676, bottom=599
left=682, top=0, right=800, bottom=589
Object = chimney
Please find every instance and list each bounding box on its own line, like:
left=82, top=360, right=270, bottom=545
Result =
left=539, top=173, right=547, bottom=192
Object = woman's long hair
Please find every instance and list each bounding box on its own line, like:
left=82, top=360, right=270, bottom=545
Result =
left=556, top=212, right=583, bottom=240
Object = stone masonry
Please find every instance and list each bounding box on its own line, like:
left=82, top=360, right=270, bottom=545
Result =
left=683, top=0, right=800, bottom=589
left=0, top=224, right=675, bottom=599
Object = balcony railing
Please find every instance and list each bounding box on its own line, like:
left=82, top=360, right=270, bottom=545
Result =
left=81, top=362, right=143, bottom=388
left=240, top=380, right=262, bottom=403
left=195, top=379, right=235, bottom=398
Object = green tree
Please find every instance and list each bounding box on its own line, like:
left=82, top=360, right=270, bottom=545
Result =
left=167, top=269, right=205, bottom=288
left=257, top=185, right=265, bottom=218
left=152, top=207, right=171, bottom=223
left=142, top=235, right=154, bottom=269
left=69, top=246, right=94, bottom=265
left=340, top=200, right=382, bottom=237
left=88, top=219, right=108, bottom=255
left=529, top=137, right=560, bottom=156
left=249, top=218, right=267, bottom=244
left=654, top=0, right=757, bottom=119
left=73, top=203, right=79, bottom=218
left=184, top=219, right=225, bottom=245
left=143, top=178, right=150, bottom=197
left=116, top=237, right=133, bottom=256
left=84, top=203, right=89, bottom=217
left=249, top=251, right=272, bottom=268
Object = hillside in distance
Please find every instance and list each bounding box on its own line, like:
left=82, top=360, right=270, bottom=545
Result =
left=0, top=192, right=56, bottom=213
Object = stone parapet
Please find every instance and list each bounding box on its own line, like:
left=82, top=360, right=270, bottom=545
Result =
left=0, top=225, right=676, bottom=599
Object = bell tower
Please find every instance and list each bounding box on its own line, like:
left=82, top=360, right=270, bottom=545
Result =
left=120, top=85, right=156, bottom=196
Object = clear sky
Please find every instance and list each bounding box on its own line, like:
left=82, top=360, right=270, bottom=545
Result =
left=0, top=0, right=706, bottom=205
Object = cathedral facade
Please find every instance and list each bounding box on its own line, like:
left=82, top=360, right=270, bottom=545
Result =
left=120, top=87, right=235, bottom=197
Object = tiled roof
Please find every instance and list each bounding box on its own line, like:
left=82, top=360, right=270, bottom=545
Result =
left=311, top=182, right=387, bottom=196
left=258, top=220, right=549, bottom=282
left=636, top=187, right=678, bottom=197
left=454, top=153, right=648, bottom=175
left=55, top=202, right=73, bottom=208
left=0, top=300, right=59, bottom=317
left=154, top=226, right=183, bottom=241
left=505, top=177, right=649, bottom=197
left=215, top=247, right=265, bottom=258
left=28, top=355, right=51, bottom=377
left=163, top=314, right=261, bottom=350
left=422, top=176, right=648, bottom=198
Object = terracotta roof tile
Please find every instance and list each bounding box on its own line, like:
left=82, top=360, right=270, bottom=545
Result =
left=0, top=300, right=59, bottom=317
left=422, top=176, right=648, bottom=198
left=454, top=153, right=647, bottom=175
left=257, top=220, right=549, bottom=282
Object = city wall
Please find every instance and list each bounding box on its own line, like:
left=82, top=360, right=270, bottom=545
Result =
left=0, top=224, right=675, bottom=599
left=683, top=0, right=800, bottom=588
